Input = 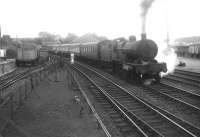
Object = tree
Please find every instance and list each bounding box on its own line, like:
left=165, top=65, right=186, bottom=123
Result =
left=38, top=32, right=57, bottom=42
left=62, top=33, right=78, bottom=43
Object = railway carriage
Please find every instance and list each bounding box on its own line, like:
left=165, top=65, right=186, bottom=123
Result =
left=80, top=42, right=99, bottom=60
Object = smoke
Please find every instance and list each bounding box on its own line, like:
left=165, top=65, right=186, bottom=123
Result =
left=155, top=43, right=177, bottom=76
left=141, top=0, right=155, bottom=17
left=140, top=0, right=155, bottom=33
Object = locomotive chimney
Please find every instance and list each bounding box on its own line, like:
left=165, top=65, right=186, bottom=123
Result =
left=141, top=33, right=146, bottom=40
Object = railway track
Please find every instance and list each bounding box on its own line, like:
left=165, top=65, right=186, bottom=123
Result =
left=0, top=68, right=29, bottom=87
left=69, top=61, right=196, bottom=137
left=0, top=66, right=43, bottom=98
left=174, top=69, right=200, bottom=78
left=163, top=69, right=200, bottom=88
left=0, top=69, right=17, bottom=82
left=144, top=83, right=200, bottom=134
left=0, top=64, right=50, bottom=88
left=71, top=66, right=148, bottom=137
left=154, top=82, right=200, bottom=110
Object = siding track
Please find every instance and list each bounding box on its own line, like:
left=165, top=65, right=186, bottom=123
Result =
left=69, top=61, right=196, bottom=137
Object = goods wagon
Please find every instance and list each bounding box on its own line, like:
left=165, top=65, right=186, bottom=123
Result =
left=16, top=45, right=39, bottom=66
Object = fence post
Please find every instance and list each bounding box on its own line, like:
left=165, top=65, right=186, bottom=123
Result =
left=24, top=80, right=28, bottom=100
left=10, top=95, right=14, bottom=120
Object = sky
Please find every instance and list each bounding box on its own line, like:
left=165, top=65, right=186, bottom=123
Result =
left=0, top=0, right=200, bottom=43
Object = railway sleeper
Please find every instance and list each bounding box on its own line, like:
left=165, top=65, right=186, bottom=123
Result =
left=128, top=107, right=147, bottom=113
left=119, top=126, right=135, bottom=134
left=102, top=105, right=113, bottom=110
left=112, top=118, right=124, bottom=123
left=110, top=114, right=122, bottom=119
left=116, top=98, right=134, bottom=102
left=148, top=120, right=171, bottom=129
left=107, top=110, right=118, bottom=115
left=111, top=93, right=129, bottom=97
left=114, top=121, right=130, bottom=127
left=140, top=115, right=162, bottom=121
left=95, top=97, right=106, bottom=101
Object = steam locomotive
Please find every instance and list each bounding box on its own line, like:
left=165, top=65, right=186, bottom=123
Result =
left=54, top=34, right=167, bottom=83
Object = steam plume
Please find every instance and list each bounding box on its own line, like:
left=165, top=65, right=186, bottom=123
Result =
left=140, top=0, right=155, bottom=33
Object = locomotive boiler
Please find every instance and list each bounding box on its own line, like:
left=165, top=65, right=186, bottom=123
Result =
left=121, top=34, right=158, bottom=61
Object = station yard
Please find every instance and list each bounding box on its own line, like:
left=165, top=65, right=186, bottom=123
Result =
left=9, top=68, right=107, bottom=137
left=177, top=57, right=200, bottom=72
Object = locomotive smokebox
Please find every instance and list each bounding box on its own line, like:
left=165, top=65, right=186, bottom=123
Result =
left=120, top=33, right=158, bottom=61
left=141, top=33, right=146, bottom=40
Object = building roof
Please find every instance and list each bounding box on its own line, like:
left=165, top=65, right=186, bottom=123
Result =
left=174, top=36, right=200, bottom=44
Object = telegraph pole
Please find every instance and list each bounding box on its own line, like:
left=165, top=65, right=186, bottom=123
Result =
left=166, top=1, right=170, bottom=47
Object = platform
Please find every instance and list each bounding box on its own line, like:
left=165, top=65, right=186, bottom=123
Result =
left=176, top=57, right=200, bottom=72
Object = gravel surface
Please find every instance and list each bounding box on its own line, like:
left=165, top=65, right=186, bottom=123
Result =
left=12, top=69, right=107, bottom=137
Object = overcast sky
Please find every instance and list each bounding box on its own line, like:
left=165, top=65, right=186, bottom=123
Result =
left=0, top=0, right=200, bottom=42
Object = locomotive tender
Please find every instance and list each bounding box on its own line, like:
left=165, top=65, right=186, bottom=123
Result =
left=54, top=34, right=167, bottom=83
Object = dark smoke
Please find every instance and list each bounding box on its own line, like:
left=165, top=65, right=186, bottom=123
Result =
left=141, top=0, right=155, bottom=17
left=140, top=0, right=155, bottom=33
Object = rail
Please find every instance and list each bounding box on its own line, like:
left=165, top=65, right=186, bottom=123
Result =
left=67, top=66, right=112, bottom=137
left=69, top=61, right=196, bottom=137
